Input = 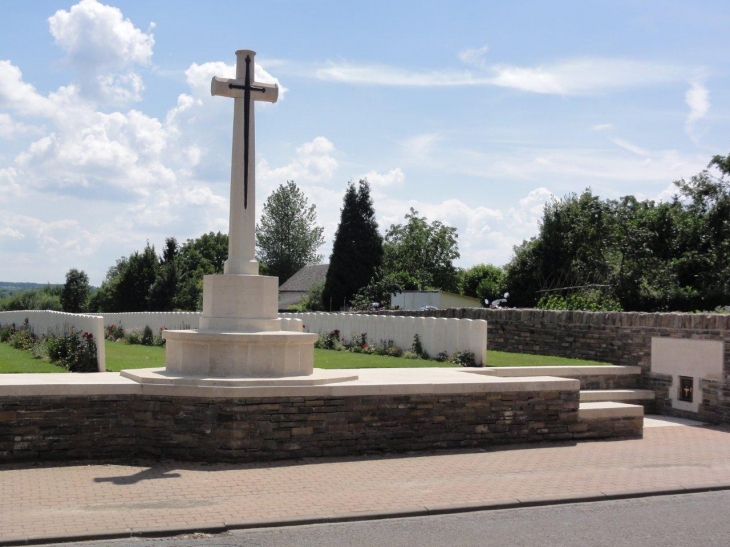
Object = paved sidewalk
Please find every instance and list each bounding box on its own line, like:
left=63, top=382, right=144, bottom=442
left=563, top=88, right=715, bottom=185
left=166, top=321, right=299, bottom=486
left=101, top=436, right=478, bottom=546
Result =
left=2, top=417, right=730, bottom=545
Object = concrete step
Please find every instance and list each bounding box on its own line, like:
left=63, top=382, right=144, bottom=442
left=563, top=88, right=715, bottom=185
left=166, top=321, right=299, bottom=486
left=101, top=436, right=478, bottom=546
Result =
left=474, top=365, right=640, bottom=377
left=469, top=365, right=642, bottom=389
left=578, top=401, right=644, bottom=420
left=580, top=389, right=655, bottom=402
left=576, top=402, right=644, bottom=439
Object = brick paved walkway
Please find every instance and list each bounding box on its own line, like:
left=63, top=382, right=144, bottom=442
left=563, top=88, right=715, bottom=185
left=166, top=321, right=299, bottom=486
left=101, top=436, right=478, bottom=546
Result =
left=2, top=418, right=730, bottom=544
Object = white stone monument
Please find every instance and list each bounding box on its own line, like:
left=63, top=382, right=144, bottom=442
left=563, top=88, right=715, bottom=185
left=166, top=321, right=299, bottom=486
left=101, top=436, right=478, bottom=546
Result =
left=124, top=50, right=354, bottom=385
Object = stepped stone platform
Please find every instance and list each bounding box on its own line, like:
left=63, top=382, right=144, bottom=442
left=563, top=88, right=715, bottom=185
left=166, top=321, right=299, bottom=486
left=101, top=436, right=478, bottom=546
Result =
left=0, top=367, right=645, bottom=464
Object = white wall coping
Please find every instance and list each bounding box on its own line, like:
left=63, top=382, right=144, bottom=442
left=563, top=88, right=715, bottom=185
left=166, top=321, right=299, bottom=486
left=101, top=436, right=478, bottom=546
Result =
left=0, top=369, right=579, bottom=398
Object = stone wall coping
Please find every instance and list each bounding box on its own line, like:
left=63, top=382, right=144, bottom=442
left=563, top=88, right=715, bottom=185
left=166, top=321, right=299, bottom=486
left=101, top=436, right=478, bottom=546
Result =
left=0, top=369, right=579, bottom=398
left=371, top=308, right=730, bottom=331
left=469, top=365, right=642, bottom=377
left=578, top=401, right=644, bottom=419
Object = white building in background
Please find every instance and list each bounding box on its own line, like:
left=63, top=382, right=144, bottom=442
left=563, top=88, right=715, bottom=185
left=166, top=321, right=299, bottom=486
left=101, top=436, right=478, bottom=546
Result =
left=390, top=290, right=482, bottom=311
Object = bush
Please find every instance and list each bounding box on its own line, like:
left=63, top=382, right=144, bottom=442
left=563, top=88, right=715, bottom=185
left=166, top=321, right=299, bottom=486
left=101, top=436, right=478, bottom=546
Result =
left=0, top=324, right=13, bottom=343
left=10, top=329, right=36, bottom=351
left=125, top=329, right=142, bottom=345
left=434, top=351, right=449, bottom=363
left=536, top=289, right=622, bottom=312
left=451, top=350, right=477, bottom=367
left=154, top=327, right=167, bottom=347
left=47, top=330, right=98, bottom=372
left=402, top=351, right=419, bottom=359
left=386, top=344, right=403, bottom=358
left=141, top=325, right=154, bottom=346
left=411, top=334, right=423, bottom=355
left=106, top=324, right=125, bottom=341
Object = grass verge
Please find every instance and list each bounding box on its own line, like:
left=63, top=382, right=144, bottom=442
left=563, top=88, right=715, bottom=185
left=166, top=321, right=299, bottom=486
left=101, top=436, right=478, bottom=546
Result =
left=0, top=343, right=66, bottom=373
left=0, top=340, right=610, bottom=373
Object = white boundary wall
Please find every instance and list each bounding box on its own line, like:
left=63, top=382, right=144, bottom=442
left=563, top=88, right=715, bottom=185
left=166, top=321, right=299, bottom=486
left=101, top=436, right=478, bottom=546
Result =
left=0, top=310, right=106, bottom=372
left=98, top=312, right=202, bottom=332
left=97, top=312, right=303, bottom=333
left=286, top=312, right=488, bottom=365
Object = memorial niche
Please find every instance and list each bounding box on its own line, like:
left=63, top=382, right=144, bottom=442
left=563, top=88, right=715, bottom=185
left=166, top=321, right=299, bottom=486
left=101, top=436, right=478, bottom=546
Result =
left=678, top=376, right=693, bottom=403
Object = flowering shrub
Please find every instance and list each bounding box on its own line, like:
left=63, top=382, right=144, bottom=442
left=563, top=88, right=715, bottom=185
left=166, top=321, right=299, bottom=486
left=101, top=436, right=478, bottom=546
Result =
left=155, top=327, right=167, bottom=347
left=106, top=324, right=125, bottom=341
left=450, top=350, right=477, bottom=367
left=46, top=330, right=98, bottom=373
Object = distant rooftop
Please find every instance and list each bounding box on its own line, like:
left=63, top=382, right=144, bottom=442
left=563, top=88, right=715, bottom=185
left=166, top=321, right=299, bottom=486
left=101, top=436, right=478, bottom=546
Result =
left=279, top=264, right=329, bottom=292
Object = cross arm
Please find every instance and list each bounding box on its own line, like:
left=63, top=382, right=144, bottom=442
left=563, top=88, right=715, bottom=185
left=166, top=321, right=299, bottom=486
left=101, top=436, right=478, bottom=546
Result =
left=210, top=77, right=279, bottom=103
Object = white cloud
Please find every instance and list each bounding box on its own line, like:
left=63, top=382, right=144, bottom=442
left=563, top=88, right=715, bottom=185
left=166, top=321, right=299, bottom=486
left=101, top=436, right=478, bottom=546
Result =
left=48, top=0, right=154, bottom=103
left=591, top=123, right=614, bottom=131
left=360, top=168, right=405, bottom=188
left=258, top=137, right=338, bottom=187
left=610, top=137, right=650, bottom=156
left=0, top=113, right=38, bottom=139
left=48, top=0, right=154, bottom=69
left=458, top=46, right=489, bottom=68
left=0, top=167, right=22, bottom=200
left=488, top=58, right=683, bottom=95
left=308, top=57, right=685, bottom=96
left=685, top=81, right=709, bottom=142
left=0, top=61, right=59, bottom=118
left=0, top=227, right=24, bottom=240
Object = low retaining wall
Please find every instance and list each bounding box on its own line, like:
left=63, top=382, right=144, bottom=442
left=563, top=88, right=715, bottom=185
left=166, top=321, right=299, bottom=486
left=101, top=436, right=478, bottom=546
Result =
left=1, top=388, right=638, bottom=464
left=0, top=310, right=105, bottom=372
left=376, top=307, right=730, bottom=424
left=288, top=313, right=488, bottom=365
left=375, top=308, right=730, bottom=373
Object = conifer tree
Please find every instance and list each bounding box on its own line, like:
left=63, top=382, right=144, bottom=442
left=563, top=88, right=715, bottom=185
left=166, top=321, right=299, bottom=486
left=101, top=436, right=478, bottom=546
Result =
left=322, top=180, right=383, bottom=310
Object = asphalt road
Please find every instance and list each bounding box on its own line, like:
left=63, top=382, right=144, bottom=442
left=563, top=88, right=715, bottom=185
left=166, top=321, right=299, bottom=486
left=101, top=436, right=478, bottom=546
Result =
left=44, top=490, right=730, bottom=547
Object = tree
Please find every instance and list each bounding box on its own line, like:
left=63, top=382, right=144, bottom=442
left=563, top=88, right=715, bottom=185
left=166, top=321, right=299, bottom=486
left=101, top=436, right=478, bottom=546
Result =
left=60, top=269, right=90, bottom=313
left=382, top=208, right=460, bottom=293
left=460, top=264, right=505, bottom=303
left=148, top=237, right=179, bottom=311
left=322, top=180, right=383, bottom=310
left=256, top=181, right=325, bottom=285
left=88, top=244, right=159, bottom=312
left=112, top=243, right=160, bottom=311
left=174, top=232, right=229, bottom=310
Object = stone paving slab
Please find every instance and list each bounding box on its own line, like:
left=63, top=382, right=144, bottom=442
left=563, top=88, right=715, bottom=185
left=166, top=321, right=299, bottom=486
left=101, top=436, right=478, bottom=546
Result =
left=1, top=417, right=729, bottom=545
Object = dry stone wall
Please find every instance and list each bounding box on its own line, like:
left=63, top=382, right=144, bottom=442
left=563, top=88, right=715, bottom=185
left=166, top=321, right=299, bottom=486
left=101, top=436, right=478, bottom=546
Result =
left=0, top=389, right=613, bottom=464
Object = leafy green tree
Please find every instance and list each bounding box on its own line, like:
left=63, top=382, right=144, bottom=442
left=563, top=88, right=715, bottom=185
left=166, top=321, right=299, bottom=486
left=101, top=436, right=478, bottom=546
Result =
left=322, top=180, right=383, bottom=310
left=112, top=243, right=159, bottom=312
left=460, top=264, right=506, bottom=303
left=148, top=237, right=179, bottom=311
left=256, top=181, right=325, bottom=285
left=88, top=244, right=159, bottom=312
left=0, top=285, right=62, bottom=311
left=60, top=268, right=90, bottom=313
left=505, top=190, right=616, bottom=307
left=382, top=208, right=460, bottom=293
left=174, top=232, right=228, bottom=310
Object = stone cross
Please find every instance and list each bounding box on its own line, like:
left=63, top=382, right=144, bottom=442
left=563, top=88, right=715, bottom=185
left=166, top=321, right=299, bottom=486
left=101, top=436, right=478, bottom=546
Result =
left=211, top=50, right=278, bottom=275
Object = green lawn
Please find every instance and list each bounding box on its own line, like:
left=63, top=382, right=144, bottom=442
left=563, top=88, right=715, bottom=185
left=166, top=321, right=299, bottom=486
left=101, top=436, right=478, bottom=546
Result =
left=486, top=350, right=607, bottom=367
left=0, top=343, right=66, bottom=373
left=0, top=340, right=610, bottom=373
left=105, top=341, right=165, bottom=371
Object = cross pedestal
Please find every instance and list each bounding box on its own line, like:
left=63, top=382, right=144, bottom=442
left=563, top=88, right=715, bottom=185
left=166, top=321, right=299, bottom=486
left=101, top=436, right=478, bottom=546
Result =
left=147, top=50, right=345, bottom=384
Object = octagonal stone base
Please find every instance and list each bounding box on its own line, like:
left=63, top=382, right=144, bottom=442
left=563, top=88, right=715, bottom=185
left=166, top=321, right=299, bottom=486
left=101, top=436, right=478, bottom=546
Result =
left=163, top=329, right=318, bottom=378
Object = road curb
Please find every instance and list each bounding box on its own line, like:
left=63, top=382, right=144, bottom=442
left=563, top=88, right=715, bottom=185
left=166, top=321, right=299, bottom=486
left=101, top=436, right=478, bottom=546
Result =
left=3, top=484, right=730, bottom=546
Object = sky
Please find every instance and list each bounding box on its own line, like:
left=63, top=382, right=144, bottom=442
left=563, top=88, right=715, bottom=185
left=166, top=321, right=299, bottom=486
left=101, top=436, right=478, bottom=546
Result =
left=0, top=0, right=728, bottom=285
